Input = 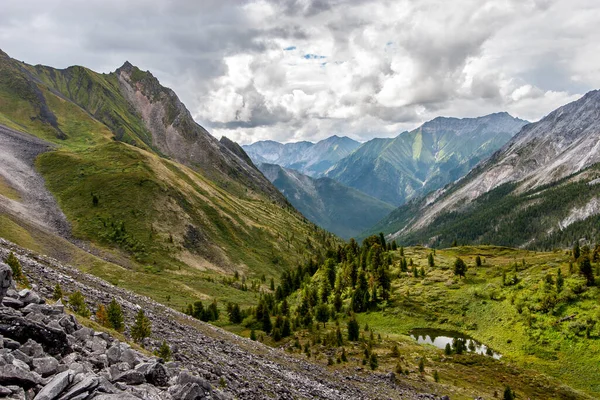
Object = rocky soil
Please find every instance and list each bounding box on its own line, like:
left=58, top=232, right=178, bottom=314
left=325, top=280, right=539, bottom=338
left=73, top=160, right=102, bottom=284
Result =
left=0, top=125, right=70, bottom=237
left=0, top=238, right=442, bottom=400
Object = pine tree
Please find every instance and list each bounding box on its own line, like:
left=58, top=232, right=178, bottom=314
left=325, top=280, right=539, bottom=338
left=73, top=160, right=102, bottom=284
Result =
left=418, top=357, right=425, bottom=373
left=282, top=318, right=292, bottom=337
left=315, top=303, right=330, bottom=328
left=573, top=242, right=581, bottom=261
left=503, top=386, right=515, bottom=400
left=399, top=246, right=404, bottom=257
left=131, top=309, right=152, bottom=343
left=156, top=340, right=171, bottom=361
left=5, top=252, right=28, bottom=286
left=475, top=255, right=482, bottom=267
left=454, top=257, right=467, bottom=278
left=95, top=304, right=109, bottom=327
left=52, top=283, right=63, bottom=301
left=369, top=352, right=378, bottom=370
left=107, top=299, right=124, bottom=332
left=579, top=255, right=594, bottom=286
left=433, top=370, right=440, bottom=382
left=347, top=316, right=360, bottom=341
left=250, top=329, right=257, bottom=341
left=227, top=303, right=242, bottom=324
left=556, top=268, right=564, bottom=292
left=261, top=309, right=272, bottom=334
left=341, top=347, right=347, bottom=362
left=68, top=291, right=90, bottom=317
left=428, top=253, right=435, bottom=268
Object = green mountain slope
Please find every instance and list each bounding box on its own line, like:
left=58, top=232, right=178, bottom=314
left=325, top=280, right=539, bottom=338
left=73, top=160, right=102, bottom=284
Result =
left=0, top=50, right=335, bottom=302
left=376, top=91, right=600, bottom=249
left=326, top=113, right=527, bottom=206
left=259, top=163, right=395, bottom=239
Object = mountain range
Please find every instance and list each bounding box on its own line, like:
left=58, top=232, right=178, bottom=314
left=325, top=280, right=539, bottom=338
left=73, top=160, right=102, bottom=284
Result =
left=258, top=163, right=394, bottom=239
left=0, top=49, right=333, bottom=306
left=373, top=90, right=600, bottom=249
left=243, top=135, right=361, bottom=177
left=325, top=113, right=528, bottom=206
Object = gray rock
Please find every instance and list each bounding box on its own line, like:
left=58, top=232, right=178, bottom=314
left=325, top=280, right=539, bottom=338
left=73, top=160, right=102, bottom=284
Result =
left=0, top=364, right=40, bottom=388
left=56, top=374, right=98, bottom=400
left=21, top=339, right=44, bottom=358
left=11, top=349, right=32, bottom=365
left=1, top=297, right=23, bottom=309
left=92, top=394, right=140, bottom=400
left=32, top=357, right=59, bottom=377
left=72, top=328, right=93, bottom=343
left=0, top=263, right=12, bottom=302
left=121, top=349, right=140, bottom=368
left=33, top=370, right=73, bottom=400
left=177, top=371, right=211, bottom=392
left=145, top=363, right=169, bottom=387
left=0, top=385, right=11, bottom=395
left=106, top=344, right=121, bottom=366
left=172, top=383, right=206, bottom=400
left=18, top=289, right=41, bottom=305
left=11, top=358, right=29, bottom=371
left=2, top=339, right=19, bottom=350
left=114, top=369, right=146, bottom=385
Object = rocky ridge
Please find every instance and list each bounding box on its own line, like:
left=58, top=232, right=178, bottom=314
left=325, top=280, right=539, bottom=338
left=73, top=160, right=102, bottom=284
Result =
left=0, top=239, right=441, bottom=400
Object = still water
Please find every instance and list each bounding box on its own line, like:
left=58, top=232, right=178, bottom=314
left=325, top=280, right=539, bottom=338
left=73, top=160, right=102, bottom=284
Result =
left=409, top=328, right=502, bottom=359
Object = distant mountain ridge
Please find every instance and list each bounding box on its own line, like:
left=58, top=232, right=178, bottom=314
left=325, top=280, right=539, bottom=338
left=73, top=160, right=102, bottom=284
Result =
left=259, top=163, right=394, bottom=239
left=243, top=135, right=361, bottom=177
left=373, top=90, right=600, bottom=249
left=325, top=112, right=528, bottom=206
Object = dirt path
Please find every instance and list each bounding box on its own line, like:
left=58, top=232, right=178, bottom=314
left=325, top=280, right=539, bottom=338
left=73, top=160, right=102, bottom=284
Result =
left=0, top=124, right=71, bottom=237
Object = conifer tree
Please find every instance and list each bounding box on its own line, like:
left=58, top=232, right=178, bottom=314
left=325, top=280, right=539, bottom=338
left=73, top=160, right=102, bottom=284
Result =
left=579, top=255, right=594, bottom=286
left=131, top=309, right=152, bottom=343
left=475, top=255, right=482, bottom=267
left=262, top=309, right=272, bottom=334
left=68, top=291, right=90, bottom=317
left=556, top=268, right=564, bottom=292
left=503, top=386, right=515, bottom=400
left=53, top=283, right=63, bottom=301
left=428, top=253, right=435, bottom=268
left=454, top=257, right=467, bottom=278
left=95, top=304, right=109, bottom=327
left=5, top=252, right=28, bottom=286
left=347, top=316, right=360, bottom=341
left=250, top=329, right=257, bottom=341
left=107, top=298, right=124, bottom=332
left=573, top=242, right=581, bottom=261
left=315, top=303, right=330, bottom=328
left=156, top=340, right=171, bottom=361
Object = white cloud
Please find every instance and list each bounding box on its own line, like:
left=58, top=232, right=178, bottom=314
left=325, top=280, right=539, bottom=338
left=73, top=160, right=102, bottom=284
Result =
left=0, top=0, right=598, bottom=144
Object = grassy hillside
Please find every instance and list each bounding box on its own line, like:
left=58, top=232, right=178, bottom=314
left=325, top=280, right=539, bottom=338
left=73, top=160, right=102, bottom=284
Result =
left=372, top=163, right=600, bottom=249
left=218, top=240, right=599, bottom=399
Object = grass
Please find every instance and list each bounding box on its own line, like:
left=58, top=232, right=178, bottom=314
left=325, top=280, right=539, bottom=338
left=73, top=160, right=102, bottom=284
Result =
left=0, top=175, right=20, bottom=201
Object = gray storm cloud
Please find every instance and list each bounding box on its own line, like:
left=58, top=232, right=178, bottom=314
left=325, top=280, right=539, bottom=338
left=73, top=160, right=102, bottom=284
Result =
left=0, top=0, right=597, bottom=144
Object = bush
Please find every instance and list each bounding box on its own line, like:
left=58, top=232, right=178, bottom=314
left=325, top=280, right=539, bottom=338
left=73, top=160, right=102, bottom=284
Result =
left=53, top=284, right=63, bottom=301
left=107, top=299, right=124, bottom=332
left=68, top=291, right=90, bottom=317
left=155, top=340, right=171, bottom=361
left=5, top=252, right=29, bottom=287
left=131, top=309, right=152, bottom=343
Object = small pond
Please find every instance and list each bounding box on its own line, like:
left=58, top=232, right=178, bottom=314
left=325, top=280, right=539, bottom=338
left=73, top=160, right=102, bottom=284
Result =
left=409, top=328, right=502, bottom=359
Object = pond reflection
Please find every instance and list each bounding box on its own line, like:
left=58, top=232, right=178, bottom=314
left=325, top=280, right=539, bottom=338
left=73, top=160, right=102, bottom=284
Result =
left=409, top=328, right=502, bottom=359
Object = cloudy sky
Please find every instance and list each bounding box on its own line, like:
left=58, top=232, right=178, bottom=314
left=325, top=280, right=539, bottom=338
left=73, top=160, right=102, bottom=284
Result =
left=1, top=0, right=598, bottom=144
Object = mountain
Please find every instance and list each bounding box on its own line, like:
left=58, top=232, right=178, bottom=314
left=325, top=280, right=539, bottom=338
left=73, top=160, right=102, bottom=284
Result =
left=326, top=113, right=528, bottom=206
left=0, top=49, right=335, bottom=306
left=376, top=90, right=600, bottom=249
left=243, top=135, right=361, bottom=177
left=259, top=163, right=395, bottom=239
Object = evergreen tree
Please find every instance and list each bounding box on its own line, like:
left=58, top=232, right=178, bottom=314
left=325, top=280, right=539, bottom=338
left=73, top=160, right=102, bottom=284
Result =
left=262, top=309, right=272, bottom=334
left=573, top=242, right=581, bottom=261
left=270, top=278, right=275, bottom=291
left=579, top=255, right=594, bottom=286
left=418, top=358, right=425, bottom=373
left=315, top=303, right=330, bottom=327
left=5, top=252, right=28, bottom=286
left=107, top=299, right=124, bottom=332
left=444, top=343, right=452, bottom=355
left=475, top=255, right=482, bottom=267
left=378, top=232, right=386, bottom=249
left=399, top=246, right=404, bottom=257
left=95, top=304, right=109, bottom=327
left=281, top=317, right=292, bottom=337
left=503, top=386, right=515, bottom=400
left=428, top=253, right=435, bottom=268
left=454, top=257, right=467, bottom=278
left=333, top=292, right=343, bottom=313
left=250, top=329, right=257, bottom=341
left=347, top=316, right=360, bottom=341
left=131, top=309, right=152, bottom=343
left=369, top=352, right=378, bottom=370
left=227, top=303, right=242, bottom=324
left=556, top=268, right=564, bottom=292
left=52, top=283, right=63, bottom=301
left=156, top=340, right=171, bottom=361
left=391, top=242, right=398, bottom=251
left=68, top=291, right=90, bottom=317
left=341, top=347, right=348, bottom=362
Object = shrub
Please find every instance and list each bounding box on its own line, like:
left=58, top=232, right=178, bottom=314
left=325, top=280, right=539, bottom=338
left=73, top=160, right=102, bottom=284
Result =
left=68, top=291, right=90, bottom=317
left=131, top=309, right=152, bottom=343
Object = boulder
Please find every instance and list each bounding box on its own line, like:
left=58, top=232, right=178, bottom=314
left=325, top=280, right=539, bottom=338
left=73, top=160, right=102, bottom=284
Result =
left=171, top=382, right=206, bottom=400
left=18, top=289, right=42, bottom=305
left=145, top=363, right=169, bottom=387
left=56, top=374, right=98, bottom=400
left=0, top=364, right=40, bottom=388
left=33, top=370, right=73, bottom=400
left=0, top=263, right=12, bottom=302
left=113, top=369, right=146, bottom=385
left=32, top=357, right=59, bottom=377
left=0, top=309, right=72, bottom=356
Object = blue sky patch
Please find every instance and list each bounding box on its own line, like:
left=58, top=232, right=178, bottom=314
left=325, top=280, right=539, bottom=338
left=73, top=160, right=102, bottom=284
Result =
left=284, top=46, right=296, bottom=51
left=303, top=54, right=326, bottom=60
